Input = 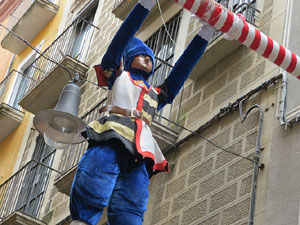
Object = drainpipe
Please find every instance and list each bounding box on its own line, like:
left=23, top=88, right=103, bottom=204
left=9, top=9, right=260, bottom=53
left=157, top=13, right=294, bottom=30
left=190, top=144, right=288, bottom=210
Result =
left=240, top=103, right=264, bottom=225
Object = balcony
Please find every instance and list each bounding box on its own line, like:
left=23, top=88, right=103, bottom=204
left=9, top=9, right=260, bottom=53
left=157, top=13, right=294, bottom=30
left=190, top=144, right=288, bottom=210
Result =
left=0, top=71, right=25, bottom=142
left=1, top=0, right=59, bottom=55
left=188, top=0, right=260, bottom=79
left=0, top=151, right=55, bottom=224
left=18, top=18, right=99, bottom=115
left=112, top=0, right=179, bottom=23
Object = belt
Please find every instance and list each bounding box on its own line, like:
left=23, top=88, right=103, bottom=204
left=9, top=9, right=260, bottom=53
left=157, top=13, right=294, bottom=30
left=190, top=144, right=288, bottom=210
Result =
left=99, top=105, right=150, bottom=126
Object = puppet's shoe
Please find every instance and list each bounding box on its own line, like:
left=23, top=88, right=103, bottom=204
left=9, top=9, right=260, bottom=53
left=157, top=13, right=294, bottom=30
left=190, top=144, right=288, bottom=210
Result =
left=70, top=220, right=88, bottom=225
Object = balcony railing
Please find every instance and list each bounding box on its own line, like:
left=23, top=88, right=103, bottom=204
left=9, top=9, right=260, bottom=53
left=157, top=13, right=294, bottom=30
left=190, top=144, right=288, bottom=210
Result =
left=0, top=151, right=55, bottom=222
left=21, top=17, right=98, bottom=98
left=17, top=17, right=98, bottom=114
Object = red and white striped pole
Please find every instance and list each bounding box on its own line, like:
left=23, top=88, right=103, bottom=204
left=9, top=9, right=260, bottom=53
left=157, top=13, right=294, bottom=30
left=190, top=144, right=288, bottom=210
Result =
left=173, top=0, right=300, bottom=78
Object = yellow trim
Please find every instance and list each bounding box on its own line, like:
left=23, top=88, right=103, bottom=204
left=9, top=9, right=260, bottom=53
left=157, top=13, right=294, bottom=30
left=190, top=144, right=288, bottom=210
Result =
left=88, top=120, right=135, bottom=142
left=142, top=110, right=153, bottom=125
left=144, top=94, right=158, bottom=109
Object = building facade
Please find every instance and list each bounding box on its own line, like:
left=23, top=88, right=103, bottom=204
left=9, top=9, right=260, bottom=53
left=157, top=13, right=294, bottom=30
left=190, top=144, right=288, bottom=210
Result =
left=1, top=0, right=300, bottom=225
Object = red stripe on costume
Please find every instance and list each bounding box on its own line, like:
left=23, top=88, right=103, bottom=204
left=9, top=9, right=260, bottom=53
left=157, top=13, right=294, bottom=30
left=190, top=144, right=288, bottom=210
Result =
left=94, top=65, right=108, bottom=86
left=286, top=53, right=297, bottom=73
left=297, top=74, right=300, bottom=80
left=238, top=21, right=249, bottom=43
left=220, top=11, right=234, bottom=33
left=249, top=29, right=261, bottom=50
left=183, top=0, right=195, bottom=10
left=208, top=4, right=222, bottom=26
left=195, top=0, right=209, bottom=18
left=154, top=87, right=161, bottom=95
left=274, top=45, right=286, bottom=66
left=153, top=160, right=169, bottom=172
left=135, top=89, right=146, bottom=157
left=262, top=37, right=274, bottom=58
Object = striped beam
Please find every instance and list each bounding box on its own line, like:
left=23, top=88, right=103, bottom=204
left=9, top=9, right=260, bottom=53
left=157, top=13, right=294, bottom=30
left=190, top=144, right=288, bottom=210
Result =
left=173, top=0, right=300, bottom=79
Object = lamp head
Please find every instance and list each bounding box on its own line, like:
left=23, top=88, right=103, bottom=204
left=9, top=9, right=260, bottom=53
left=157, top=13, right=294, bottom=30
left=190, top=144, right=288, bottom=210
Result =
left=33, top=81, right=86, bottom=149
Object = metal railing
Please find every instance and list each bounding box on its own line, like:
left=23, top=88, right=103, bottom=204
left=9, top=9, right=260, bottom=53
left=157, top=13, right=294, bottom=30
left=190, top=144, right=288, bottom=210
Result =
left=19, top=17, right=99, bottom=101
left=211, top=0, right=259, bottom=42
left=0, top=70, right=37, bottom=110
left=0, top=148, right=55, bottom=221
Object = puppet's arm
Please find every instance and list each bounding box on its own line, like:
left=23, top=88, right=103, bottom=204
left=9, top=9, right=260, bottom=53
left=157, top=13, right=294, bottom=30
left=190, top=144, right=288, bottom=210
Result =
left=158, top=23, right=214, bottom=108
left=101, top=1, right=155, bottom=71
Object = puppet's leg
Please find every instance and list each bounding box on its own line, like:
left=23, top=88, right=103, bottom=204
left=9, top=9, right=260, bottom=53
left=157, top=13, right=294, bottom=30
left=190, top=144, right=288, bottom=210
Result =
left=107, top=160, right=150, bottom=225
left=70, top=144, right=121, bottom=225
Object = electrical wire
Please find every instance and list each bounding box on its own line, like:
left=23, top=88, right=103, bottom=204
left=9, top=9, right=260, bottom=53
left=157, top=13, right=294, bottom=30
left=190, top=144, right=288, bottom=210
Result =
left=156, top=0, right=177, bottom=45
left=155, top=113, right=255, bottom=163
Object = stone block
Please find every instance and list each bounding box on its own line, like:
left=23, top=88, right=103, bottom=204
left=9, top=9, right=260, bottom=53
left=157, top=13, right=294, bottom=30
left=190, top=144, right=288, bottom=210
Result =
left=260, top=10, right=273, bottom=29
left=187, top=99, right=211, bottom=127
left=53, top=199, right=69, bottom=218
left=151, top=202, right=170, bottom=225
left=198, top=170, right=225, bottom=199
left=196, top=214, right=220, bottom=225
left=165, top=174, right=187, bottom=199
left=228, top=54, right=254, bottom=81
left=179, top=146, right=203, bottom=173
left=212, top=81, right=238, bottom=109
left=246, top=131, right=258, bottom=153
left=240, top=61, right=266, bottom=90
left=228, top=156, right=254, bottom=182
left=188, top=158, right=213, bottom=185
left=209, top=183, right=238, bottom=212
left=181, top=200, right=207, bottom=225
left=171, top=187, right=196, bottom=213
left=221, top=198, right=251, bottom=225
left=42, top=211, right=53, bottom=224
left=218, top=46, right=245, bottom=74
left=181, top=92, right=201, bottom=115
left=233, top=111, right=259, bottom=140
left=263, top=0, right=274, bottom=12
left=218, top=110, right=239, bottom=131
left=193, top=66, right=217, bottom=94
left=240, top=174, right=253, bottom=197
left=203, top=76, right=226, bottom=101
left=154, top=185, right=165, bottom=205
left=204, top=128, right=231, bottom=158
left=215, top=140, right=243, bottom=169
left=161, top=215, right=180, bottom=225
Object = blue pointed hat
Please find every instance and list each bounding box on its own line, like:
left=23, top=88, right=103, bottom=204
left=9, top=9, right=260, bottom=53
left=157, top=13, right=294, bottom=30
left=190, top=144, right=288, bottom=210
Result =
left=124, top=37, right=155, bottom=77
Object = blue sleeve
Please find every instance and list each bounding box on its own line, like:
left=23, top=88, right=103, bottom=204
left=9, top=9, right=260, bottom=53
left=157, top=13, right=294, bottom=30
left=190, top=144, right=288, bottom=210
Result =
left=101, top=3, right=150, bottom=71
left=158, top=35, right=208, bottom=109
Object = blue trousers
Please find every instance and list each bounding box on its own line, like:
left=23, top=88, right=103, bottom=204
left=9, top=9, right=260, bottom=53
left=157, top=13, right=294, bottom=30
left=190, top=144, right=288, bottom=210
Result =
left=70, top=143, right=150, bottom=225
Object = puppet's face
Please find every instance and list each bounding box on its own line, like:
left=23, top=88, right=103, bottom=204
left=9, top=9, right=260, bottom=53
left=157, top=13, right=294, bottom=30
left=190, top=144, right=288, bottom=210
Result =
left=131, top=54, right=153, bottom=74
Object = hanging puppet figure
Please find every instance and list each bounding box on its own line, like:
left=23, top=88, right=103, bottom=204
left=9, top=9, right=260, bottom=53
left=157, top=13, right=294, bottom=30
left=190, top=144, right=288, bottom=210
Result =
left=69, top=1, right=215, bottom=225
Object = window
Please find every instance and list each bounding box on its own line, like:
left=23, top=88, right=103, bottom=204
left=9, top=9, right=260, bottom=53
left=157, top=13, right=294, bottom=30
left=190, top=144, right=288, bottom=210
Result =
left=8, top=66, right=34, bottom=109
left=146, top=11, right=182, bottom=87
left=14, top=135, right=55, bottom=218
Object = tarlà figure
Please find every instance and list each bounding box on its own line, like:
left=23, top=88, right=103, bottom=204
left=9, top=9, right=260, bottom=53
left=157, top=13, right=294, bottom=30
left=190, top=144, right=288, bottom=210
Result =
left=69, top=1, right=215, bottom=225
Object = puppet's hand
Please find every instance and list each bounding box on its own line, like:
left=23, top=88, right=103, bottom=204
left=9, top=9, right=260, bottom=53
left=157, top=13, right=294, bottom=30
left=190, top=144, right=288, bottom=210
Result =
left=197, top=22, right=215, bottom=42
left=191, top=14, right=215, bottom=42
left=138, top=0, right=156, bottom=11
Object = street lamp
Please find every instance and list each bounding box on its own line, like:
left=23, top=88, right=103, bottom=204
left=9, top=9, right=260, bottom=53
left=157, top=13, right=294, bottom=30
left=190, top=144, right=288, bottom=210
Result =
left=33, top=74, right=86, bottom=149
